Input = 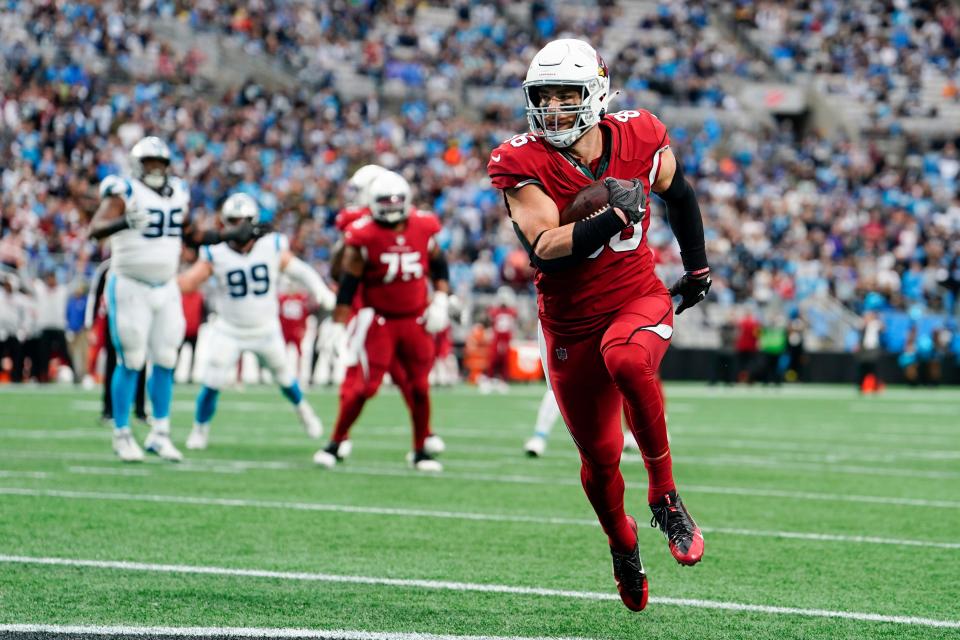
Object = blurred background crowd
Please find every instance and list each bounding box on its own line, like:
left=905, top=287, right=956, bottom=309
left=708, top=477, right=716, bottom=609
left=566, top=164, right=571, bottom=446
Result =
left=2, top=0, right=959, bottom=386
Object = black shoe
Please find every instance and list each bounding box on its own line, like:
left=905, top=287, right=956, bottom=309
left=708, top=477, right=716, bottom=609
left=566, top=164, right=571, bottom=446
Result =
left=313, top=440, right=351, bottom=468
left=610, top=515, right=648, bottom=611
left=407, top=449, right=443, bottom=472
left=649, top=490, right=704, bottom=565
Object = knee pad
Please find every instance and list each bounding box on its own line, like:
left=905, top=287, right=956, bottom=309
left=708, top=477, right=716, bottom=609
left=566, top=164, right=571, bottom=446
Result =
left=118, top=345, right=146, bottom=372
left=603, top=341, right=656, bottom=385
left=152, top=345, right=179, bottom=370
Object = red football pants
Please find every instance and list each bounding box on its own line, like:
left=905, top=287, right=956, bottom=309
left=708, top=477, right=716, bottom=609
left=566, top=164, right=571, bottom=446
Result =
left=333, top=314, right=435, bottom=450
left=541, top=293, right=675, bottom=552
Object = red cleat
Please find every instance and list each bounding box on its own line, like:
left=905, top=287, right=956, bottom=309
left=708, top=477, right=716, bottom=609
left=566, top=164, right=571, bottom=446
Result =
left=610, top=515, right=649, bottom=611
left=650, top=491, right=704, bottom=566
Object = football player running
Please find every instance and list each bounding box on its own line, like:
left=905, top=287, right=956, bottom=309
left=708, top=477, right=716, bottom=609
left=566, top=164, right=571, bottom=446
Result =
left=177, top=193, right=336, bottom=450
left=314, top=171, right=450, bottom=472
left=323, top=165, right=444, bottom=456
left=487, top=39, right=711, bottom=611
left=89, top=137, right=265, bottom=462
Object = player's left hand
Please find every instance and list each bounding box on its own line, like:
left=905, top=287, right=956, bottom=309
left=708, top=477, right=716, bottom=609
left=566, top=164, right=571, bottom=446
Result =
left=423, top=291, right=450, bottom=333
left=669, top=269, right=711, bottom=315
left=604, top=177, right=646, bottom=224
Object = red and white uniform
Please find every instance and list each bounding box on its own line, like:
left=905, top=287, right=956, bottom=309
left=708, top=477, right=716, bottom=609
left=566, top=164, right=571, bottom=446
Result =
left=279, top=292, right=310, bottom=352
left=335, top=206, right=368, bottom=233
left=344, top=211, right=440, bottom=318
left=487, top=304, right=517, bottom=379
left=488, top=109, right=671, bottom=336
left=331, top=210, right=443, bottom=448
left=487, top=109, right=676, bottom=510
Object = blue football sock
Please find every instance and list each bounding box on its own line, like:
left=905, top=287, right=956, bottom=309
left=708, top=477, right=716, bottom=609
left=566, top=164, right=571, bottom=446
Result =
left=195, top=386, right=220, bottom=424
left=111, top=365, right=140, bottom=429
left=148, top=366, right=175, bottom=420
left=280, top=381, right=303, bottom=405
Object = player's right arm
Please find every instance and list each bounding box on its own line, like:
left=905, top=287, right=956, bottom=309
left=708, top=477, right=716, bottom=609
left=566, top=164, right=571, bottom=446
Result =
left=89, top=177, right=139, bottom=240
left=492, top=145, right=635, bottom=273
left=332, top=243, right=365, bottom=324
left=329, top=240, right=346, bottom=281
left=177, top=259, right=213, bottom=293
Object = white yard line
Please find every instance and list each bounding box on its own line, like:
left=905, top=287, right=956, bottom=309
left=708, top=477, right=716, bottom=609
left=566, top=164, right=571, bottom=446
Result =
left=0, top=625, right=592, bottom=640
left=1, top=452, right=956, bottom=509
left=0, top=470, right=50, bottom=479
left=66, top=466, right=151, bottom=477
left=1, top=555, right=957, bottom=629
left=2, top=487, right=957, bottom=550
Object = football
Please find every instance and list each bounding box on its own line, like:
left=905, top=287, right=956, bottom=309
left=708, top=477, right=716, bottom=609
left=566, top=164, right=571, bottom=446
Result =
left=559, top=178, right=635, bottom=225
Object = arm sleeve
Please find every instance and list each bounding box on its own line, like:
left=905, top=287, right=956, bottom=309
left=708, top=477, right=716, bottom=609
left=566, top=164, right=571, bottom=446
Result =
left=659, top=163, right=708, bottom=272
left=283, top=256, right=336, bottom=310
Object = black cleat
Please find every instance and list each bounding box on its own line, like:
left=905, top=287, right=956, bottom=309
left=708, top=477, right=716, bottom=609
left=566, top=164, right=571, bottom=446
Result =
left=407, top=449, right=443, bottom=472
left=610, top=515, right=648, bottom=611
left=649, top=490, right=704, bottom=565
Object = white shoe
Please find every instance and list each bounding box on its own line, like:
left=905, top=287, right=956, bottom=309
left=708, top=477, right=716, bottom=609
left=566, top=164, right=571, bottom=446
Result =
left=81, top=374, right=96, bottom=391
left=622, top=430, right=640, bottom=453
left=313, top=439, right=351, bottom=468
left=524, top=435, right=547, bottom=457
left=144, top=430, right=183, bottom=462
left=186, top=423, right=210, bottom=450
left=113, top=429, right=144, bottom=462
left=406, top=450, right=443, bottom=472
left=296, top=401, right=323, bottom=439
left=423, top=434, right=445, bottom=455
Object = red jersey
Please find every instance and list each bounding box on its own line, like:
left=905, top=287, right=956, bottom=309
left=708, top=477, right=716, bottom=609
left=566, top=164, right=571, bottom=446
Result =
left=279, top=292, right=310, bottom=343
left=336, top=207, right=370, bottom=312
left=335, top=206, right=369, bottom=232
left=344, top=209, right=441, bottom=317
left=487, top=109, right=670, bottom=334
left=489, top=305, right=517, bottom=341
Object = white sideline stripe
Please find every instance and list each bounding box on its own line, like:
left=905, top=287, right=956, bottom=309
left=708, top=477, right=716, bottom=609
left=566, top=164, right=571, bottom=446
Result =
left=0, top=625, right=591, bottom=640
left=2, top=450, right=958, bottom=509
left=67, top=466, right=151, bottom=477
left=2, top=487, right=957, bottom=550
left=334, top=466, right=960, bottom=509
left=2, top=555, right=958, bottom=630
left=0, top=470, right=49, bottom=479
left=3, top=430, right=957, bottom=480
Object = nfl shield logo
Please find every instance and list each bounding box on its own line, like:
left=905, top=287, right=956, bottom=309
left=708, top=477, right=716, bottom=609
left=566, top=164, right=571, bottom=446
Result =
left=555, top=347, right=568, bottom=361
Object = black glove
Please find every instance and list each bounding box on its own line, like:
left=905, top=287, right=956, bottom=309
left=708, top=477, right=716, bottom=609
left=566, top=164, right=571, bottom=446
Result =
left=605, top=177, right=646, bottom=224
left=669, top=269, right=712, bottom=315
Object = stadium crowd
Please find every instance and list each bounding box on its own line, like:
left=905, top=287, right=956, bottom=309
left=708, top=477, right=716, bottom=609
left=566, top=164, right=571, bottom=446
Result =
left=734, top=0, right=960, bottom=124
left=2, top=0, right=960, bottom=385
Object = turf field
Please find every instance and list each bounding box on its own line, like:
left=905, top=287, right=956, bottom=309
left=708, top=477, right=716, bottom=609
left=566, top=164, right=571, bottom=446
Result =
left=0, top=382, right=958, bottom=640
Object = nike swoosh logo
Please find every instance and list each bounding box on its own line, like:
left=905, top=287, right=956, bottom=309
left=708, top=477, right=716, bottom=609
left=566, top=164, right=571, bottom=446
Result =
left=639, top=324, right=673, bottom=340
left=491, top=153, right=501, bottom=162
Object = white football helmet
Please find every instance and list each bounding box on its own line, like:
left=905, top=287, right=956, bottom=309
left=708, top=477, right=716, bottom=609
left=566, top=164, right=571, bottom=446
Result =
left=220, top=193, right=259, bottom=224
left=523, top=39, right=611, bottom=149
left=346, top=164, right=387, bottom=208
left=367, top=171, right=411, bottom=225
left=130, top=136, right=171, bottom=190
left=496, top=286, right=517, bottom=308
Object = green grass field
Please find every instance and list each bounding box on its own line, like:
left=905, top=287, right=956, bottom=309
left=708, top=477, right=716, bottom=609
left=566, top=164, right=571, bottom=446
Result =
left=0, top=382, right=958, bottom=639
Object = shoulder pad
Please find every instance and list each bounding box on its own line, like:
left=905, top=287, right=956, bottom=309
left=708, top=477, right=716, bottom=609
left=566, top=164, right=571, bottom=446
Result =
left=604, top=109, right=670, bottom=159
left=99, top=175, right=132, bottom=201
left=487, top=133, right=550, bottom=190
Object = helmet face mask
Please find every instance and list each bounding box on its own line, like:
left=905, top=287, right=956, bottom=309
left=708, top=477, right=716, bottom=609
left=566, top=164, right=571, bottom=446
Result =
left=523, top=39, right=610, bottom=149
left=367, top=171, right=412, bottom=226
left=130, top=137, right=172, bottom=191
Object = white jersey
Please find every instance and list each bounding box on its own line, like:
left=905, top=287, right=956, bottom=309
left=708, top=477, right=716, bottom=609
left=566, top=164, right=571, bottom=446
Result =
left=202, top=232, right=288, bottom=335
left=99, top=175, right=190, bottom=285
